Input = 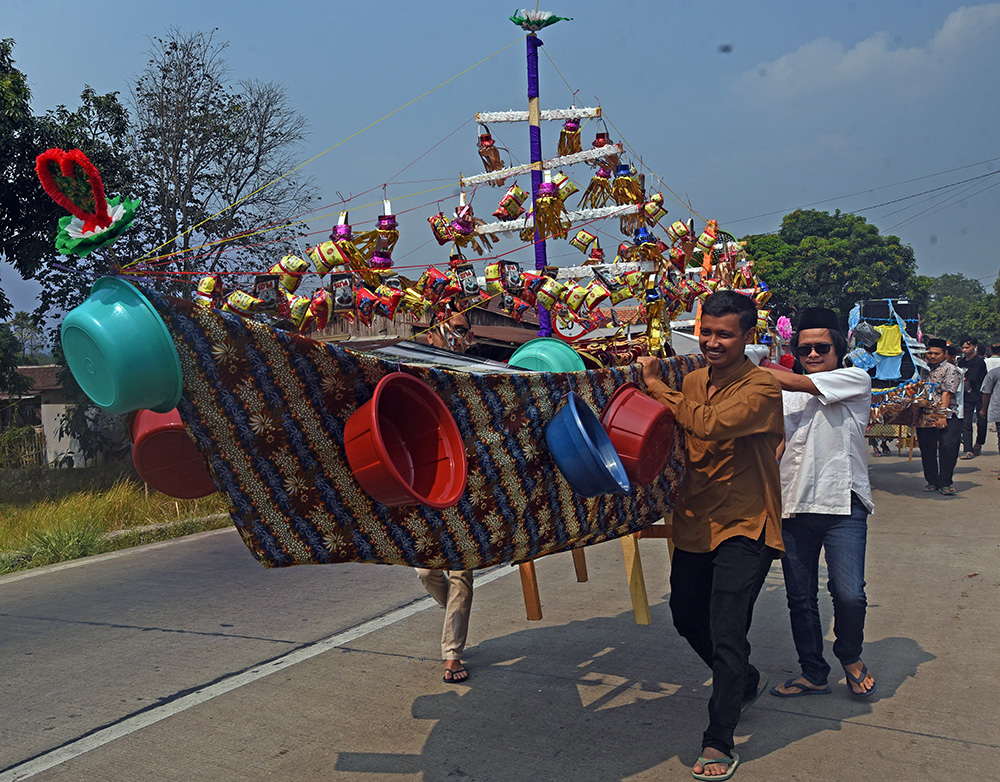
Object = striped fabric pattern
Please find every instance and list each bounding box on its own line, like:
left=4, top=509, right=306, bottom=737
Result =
left=150, top=290, right=704, bottom=570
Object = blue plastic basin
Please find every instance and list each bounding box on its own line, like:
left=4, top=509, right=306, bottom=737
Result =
left=61, top=277, right=183, bottom=415
left=545, top=392, right=631, bottom=497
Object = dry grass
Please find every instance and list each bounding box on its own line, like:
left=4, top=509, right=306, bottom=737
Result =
left=0, top=477, right=230, bottom=573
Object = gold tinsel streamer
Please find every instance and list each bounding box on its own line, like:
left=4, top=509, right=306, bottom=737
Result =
left=578, top=172, right=613, bottom=209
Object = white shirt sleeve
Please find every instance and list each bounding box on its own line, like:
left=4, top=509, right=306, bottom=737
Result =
left=808, top=367, right=872, bottom=406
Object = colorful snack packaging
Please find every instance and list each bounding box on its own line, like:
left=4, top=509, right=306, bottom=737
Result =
left=269, top=254, right=310, bottom=293
left=195, top=275, right=223, bottom=308
left=454, top=263, right=481, bottom=301
left=330, top=273, right=355, bottom=314
left=570, top=229, right=597, bottom=253
left=222, top=290, right=263, bottom=317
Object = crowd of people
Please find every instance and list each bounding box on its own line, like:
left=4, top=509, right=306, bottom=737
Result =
left=417, top=291, right=998, bottom=780
left=917, top=336, right=1000, bottom=494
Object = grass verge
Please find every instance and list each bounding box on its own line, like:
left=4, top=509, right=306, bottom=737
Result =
left=0, top=474, right=231, bottom=575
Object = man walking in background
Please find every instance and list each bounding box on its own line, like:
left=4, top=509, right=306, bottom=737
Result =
left=958, top=337, right=988, bottom=459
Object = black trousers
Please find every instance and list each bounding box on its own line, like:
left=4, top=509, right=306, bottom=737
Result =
left=670, top=533, right=774, bottom=755
left=962, top=398, right=988, bottom=452
left=917, top=417, right=962, bottom=488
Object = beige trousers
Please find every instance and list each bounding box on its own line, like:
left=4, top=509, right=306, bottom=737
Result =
left=415, top=569, right=474, bottom=660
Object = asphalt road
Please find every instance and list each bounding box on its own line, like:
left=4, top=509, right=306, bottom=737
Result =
left=1, top=447, right=998, bottom=781
left=0, top=527, right=450, bottom=779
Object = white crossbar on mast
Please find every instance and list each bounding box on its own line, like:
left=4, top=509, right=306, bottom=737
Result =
left=461, top=144, right=623, bottom=187
left=476, top=107, right=601, bottom=123
left=475, top=204, right=640, bottom=236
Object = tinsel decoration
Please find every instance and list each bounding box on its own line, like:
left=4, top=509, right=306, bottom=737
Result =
left=558, top=118, right=582, bottom=156
left=477, top=126, right=505, bottom=185
left=591, top=132, right=619, bottom=170
left=355, top=203, right=399, bottom=270
left=578, top=167, right=613, bottom=208
left=450, top=195, right=494, bottom=256
left=35, top=148, right=140, bottom=257
left=612, top=165, right=643, bottom=234
left=533, top=176, right=569, bottom=241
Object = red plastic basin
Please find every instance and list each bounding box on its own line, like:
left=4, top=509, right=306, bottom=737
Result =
left=343, top=372, right=467, bottom=509
left=131, top=408, right=217, bottom=499
left=600, top=383, right=675, bottom=485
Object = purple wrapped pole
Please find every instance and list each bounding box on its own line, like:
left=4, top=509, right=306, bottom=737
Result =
left=526, top=34, right=552, bottom=336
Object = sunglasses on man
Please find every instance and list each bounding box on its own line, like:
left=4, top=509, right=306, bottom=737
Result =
left=795, top=343, right=833, bottom=357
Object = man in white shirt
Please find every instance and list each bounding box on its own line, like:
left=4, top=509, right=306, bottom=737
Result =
left=764, top=307, right=877, bottom=699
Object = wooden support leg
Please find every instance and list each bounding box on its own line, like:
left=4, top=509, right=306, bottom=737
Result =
left=571, top=548, right=588, bottom=582
left=620, top=534, right=651, bottom=625
left=518, top=561, right=542, bottom=621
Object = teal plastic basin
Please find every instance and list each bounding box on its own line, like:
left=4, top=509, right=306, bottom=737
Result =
left=61, top=277, right=183, bottom=415
left=508, top=337, right=585, bottom=372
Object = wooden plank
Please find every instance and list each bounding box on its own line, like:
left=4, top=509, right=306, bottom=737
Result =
left=518, top=561, right=542, bottom=621
left=571, top=548, right=588, bottom=582
left=620, top=534, right=651, bottom=625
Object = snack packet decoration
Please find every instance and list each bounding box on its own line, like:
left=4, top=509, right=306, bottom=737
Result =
left=644, top=192, right=668, bottom=226
left=417, top=266, right=452, bottom=302
left=308, top=288, right=333, bottom=331
left=570, top=229, right=597, bottom=253
left=269, top=254, right=310, bottom=293
left=285, top=291, right=312, bottom=331
left=222, top=289, right=264, bottom=317
left=493, top=183, right=529, bottom=220
left=428, top=212, right=454, bottom=245
left=195, top=275, right=223, bottom=308
left=552, top=171, right=579, bottom=201
left=355, top=286, right=380, bottom=326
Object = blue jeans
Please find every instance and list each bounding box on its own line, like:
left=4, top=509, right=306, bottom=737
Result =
left=780, top=493, right=869, bottom=685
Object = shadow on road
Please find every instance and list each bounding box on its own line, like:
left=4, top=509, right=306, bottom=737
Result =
left=334, top=595, right=933, bottom=781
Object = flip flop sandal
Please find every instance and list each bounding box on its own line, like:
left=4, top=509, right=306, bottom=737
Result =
left=959, top=452, right=977, bottom=460
left=693, top=753, right=740, bottom=781
left=768, top=677, right=832, bottom=698
left=922, top=485, right=939, bottom=492
left=443, top=666, right=470, bottom=684
left=843, top=663, right=877, bottom=697
left=938, top=485, right=957, bottom=496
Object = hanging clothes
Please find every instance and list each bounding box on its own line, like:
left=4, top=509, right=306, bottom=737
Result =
left=874, top=323, right=903, bottom=357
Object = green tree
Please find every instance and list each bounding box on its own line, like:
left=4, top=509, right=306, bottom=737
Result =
left=743, top=209, right=924, bottom=327
left=920, top=272, right=999, bottom=342
left=0, top=323, right=31, bottom=419
left=5, top=310, right=44, bottom=362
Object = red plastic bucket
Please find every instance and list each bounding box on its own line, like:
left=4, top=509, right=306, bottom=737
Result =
left=343, top=372, right=468, bottom=509
left=131, top=408, right=217, bottom=499
left=599, top=383, right=675, bottom=485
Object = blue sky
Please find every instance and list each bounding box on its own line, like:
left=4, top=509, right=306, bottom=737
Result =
left=4, top=0, right=999, bottom=314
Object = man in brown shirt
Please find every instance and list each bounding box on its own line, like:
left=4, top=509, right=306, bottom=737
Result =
left=639, top=290, right=783, bottom=780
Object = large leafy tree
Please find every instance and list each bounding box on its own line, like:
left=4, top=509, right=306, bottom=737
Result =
left=743, top=209, right=925, bottom=326
left=1, top=38, right=140, bottom=323
left=921, top=271, right=1000, bottom=342
left=127, top=28, right=315, bottom=276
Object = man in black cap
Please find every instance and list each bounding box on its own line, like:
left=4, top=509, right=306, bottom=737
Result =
left=916, top=338, right=963, bottom=495
left=762, top=307, right=877, bottom=699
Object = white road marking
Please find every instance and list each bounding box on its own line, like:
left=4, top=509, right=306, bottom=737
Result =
left=0, top=562, right=516, bottom=780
